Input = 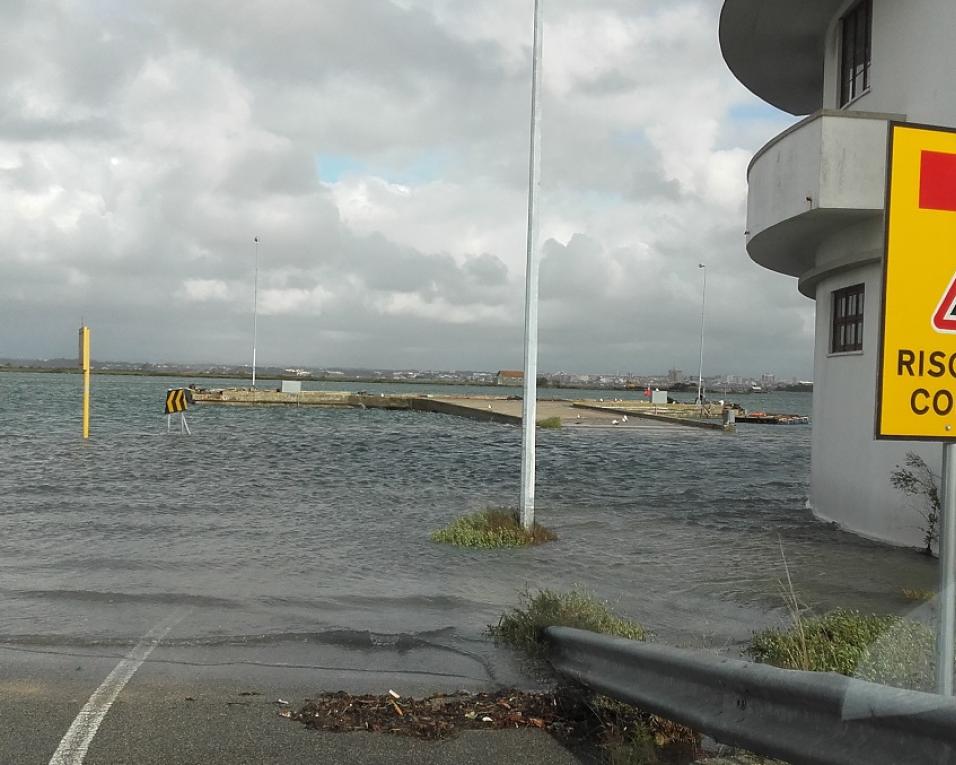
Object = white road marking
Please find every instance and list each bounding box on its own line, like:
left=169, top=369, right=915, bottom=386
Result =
left=48, top=610, right=187, bottom=765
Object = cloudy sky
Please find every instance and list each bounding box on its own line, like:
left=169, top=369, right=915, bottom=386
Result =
left=1, top=0, right=814, bottom=378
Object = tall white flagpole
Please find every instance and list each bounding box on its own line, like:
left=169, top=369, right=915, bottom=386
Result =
left=696, top=263, right=707, bottom=408
left=519, top=0, right=544, bottom=531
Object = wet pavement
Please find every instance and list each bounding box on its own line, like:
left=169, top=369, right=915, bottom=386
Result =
left=0, top=644, right=582, bottom=764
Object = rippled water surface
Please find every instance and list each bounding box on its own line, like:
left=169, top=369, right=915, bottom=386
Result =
left=0, top=372, right=936, bottom=653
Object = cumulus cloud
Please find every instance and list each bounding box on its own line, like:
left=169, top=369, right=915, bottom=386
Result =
left=0, top=0, right=811, bottom=377
left=179, top=279, right=231, bottom=302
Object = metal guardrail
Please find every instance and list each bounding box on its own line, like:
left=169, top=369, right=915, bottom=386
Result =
left=544, top=626, right=956, bottom=765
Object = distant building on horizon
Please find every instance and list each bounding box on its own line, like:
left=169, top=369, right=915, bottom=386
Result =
left=496, top=370, right=523, bottom=386
left=720, top=0, right=953, bottom=547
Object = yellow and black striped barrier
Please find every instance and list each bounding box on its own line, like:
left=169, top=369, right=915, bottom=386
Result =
left=164, top=388, right=192, bottom=415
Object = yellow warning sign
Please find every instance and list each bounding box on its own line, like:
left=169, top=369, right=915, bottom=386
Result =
left=164, top=389, right=190, bottom=415
left=877, top=123, right=956, bottom=440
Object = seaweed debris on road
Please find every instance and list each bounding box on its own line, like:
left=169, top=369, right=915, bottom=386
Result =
left=286, top=687, right=703, bottom=762
left=287, top=688, right=581, bottom=740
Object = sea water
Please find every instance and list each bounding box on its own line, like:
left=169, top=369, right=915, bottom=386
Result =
left=0, top=372, right=934, bottom=658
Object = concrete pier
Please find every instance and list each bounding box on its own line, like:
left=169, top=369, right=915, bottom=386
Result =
left=571, top=401, right=732, bottom=432
left=189, top=388, right=735, bottom=432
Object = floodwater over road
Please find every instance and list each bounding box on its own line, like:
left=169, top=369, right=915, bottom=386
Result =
left=0, top=372, right=936, bottom=684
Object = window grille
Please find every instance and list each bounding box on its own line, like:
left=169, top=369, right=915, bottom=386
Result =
left=831, top=284, right=865, bottom=353
left=840, top=0, right=872, bottom=107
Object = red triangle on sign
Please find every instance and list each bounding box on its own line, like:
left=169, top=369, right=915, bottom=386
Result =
left=932, top=273, right=956, bottom=333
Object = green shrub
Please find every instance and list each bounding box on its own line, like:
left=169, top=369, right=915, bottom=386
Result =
left=430, top=509, right=556, bottom=549
left=747, top=609, right=934, bottom=690
left=489, top=588, right=646, bottom=656
left=537, top=416, right=562, bottom=429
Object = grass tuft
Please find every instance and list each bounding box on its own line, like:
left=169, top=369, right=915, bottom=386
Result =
left=747, top=609, right=934, bottom=690
left=488, top=588, right=646, bottom=656
left=430, top=509, right=556, bottom=549
left=537, top=416, right=562, bottom=429
left=902, top=588, right=934, bottom=602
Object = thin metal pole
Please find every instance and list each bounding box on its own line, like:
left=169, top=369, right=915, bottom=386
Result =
left=937, top=442, right=956, bottom=695
left=252, top=236, right=260, bottom=388
left=519, top=0, right=544, bottom=532
left=696, top=264, right=707, bottom=409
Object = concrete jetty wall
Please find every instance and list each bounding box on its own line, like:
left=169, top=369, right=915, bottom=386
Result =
left=409, top=397, right=522, bottom=425
left=190, top=389, right=414, bottom=409
left=191, top=388, right=523, bottom=424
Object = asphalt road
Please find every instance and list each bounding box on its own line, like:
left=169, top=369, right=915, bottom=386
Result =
left=0, top=643, right=585, bottom=764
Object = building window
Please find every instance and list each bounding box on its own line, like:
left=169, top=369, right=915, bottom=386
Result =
left=840, top=0, right=872, bottom=107
left=831, top=284, right=865, bottom=353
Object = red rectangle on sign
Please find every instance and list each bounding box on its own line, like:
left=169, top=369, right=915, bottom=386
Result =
left=920, top=150, right=956, bottom=212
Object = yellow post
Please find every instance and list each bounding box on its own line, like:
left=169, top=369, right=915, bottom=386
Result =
left=79, top=326, right=90, bottom=439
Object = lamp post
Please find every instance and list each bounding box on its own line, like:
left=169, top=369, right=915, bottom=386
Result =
left=696, top=263, right=707, bottom=408
left=252, top=236, right=260, bottom=388
left=519, top=0, right=544, bottom=532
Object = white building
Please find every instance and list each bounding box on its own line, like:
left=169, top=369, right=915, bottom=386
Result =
left=719, top=0, right=956, bottom=547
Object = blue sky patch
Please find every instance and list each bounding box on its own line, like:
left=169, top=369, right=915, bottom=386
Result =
left=317, top=154, right=369, bottom=183
left=728, top=101, right=788, bottom=122
left=317, top=150, right=448, bottom=185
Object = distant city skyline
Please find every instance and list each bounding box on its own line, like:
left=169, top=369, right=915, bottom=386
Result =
left=1, top=355, right=809, bottom=387
left=1, top=1, right=813, bottom=378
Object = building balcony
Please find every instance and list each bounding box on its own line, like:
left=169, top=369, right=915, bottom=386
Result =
left=720, top=0, right=842, bottom=116
left=746, top=110, right=904, bottom=290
